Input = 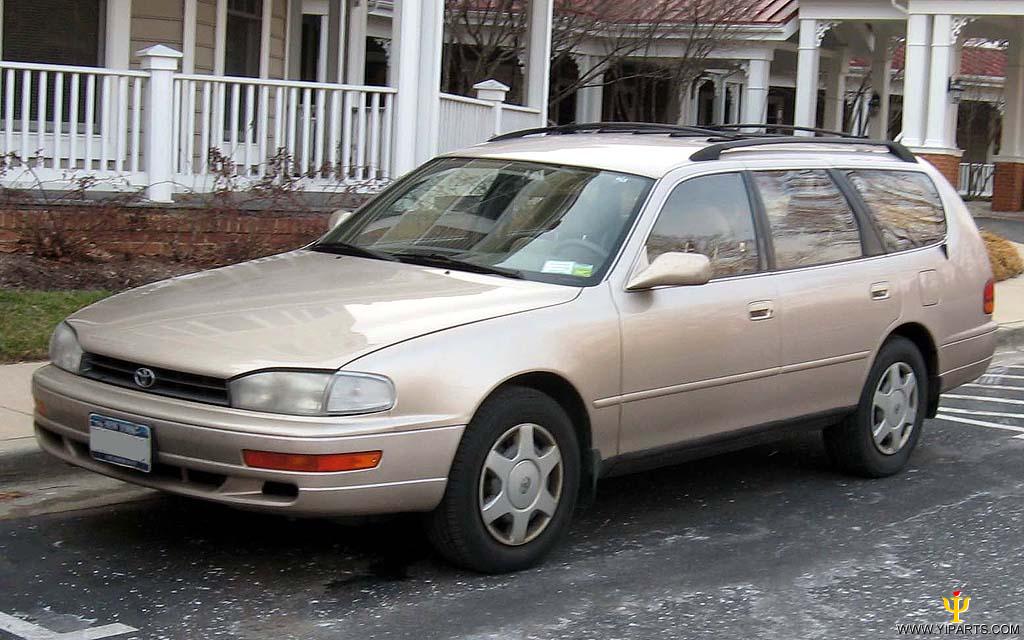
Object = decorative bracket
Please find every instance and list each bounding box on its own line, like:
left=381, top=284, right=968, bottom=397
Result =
left=816, top=21, right=838, bottom=47
left=952, top=16, right=977, bottom=40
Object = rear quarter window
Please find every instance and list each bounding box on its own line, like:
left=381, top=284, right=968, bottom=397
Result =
left=845, top=170, right=947, bottom=252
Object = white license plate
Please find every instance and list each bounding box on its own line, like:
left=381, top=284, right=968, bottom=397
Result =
left=89, top=413, right=153, bottom=473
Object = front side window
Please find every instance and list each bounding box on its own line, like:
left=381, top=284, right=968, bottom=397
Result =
left=645, top=172, right=760, bottom=278
left=845, top=170, right=946, bottom=252
left=226, top=0, right=263, bottom=78
left=753, top=169, right=863, bottom=269
left=315, top=157, right=654, bottom=285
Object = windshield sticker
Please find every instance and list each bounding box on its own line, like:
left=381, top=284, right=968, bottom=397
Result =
left=542, top=260, right=576, bottom=275
left=542, top=260, right=594, bottom=277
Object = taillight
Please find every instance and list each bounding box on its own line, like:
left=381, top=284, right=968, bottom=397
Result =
left=983, top=278, right=995, bottom=315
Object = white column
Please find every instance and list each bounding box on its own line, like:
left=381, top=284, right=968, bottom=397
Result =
left=138, top=46, right=183, bottom=202
left=727, top=83, right=741, bottom=124
left=868, top=41, right=892, bottom=139
left=214, top=0, right=227, bottom=75
left=574, top=55, right=604, bottom=123
left=742, top=59, right=771, bottom=125
left=901, top=13, right=932, bottom=147
left=794, top=19, right=822, bottom=135
left=391, top=0, right=444, bottom=173
left=326, top=0, right=347, bottom=83
left=260, top=0, right=273, bottom=78
left=524, top=0, right=554, bottom=123
left=346, top=0, right=369, bottom=85
left=823, top=48, right=848, bottom=132
left=415, top=0, right=444, bottom=162
left=284, top=0, right=303, bottom=80
left=924, top=14, right=953, bottom=148
left=946, top=37, right=964, bottom=148
left=712, top=76, right=726, bottom=125
left=1001, top=36, right=1024, bottom=158
left=105, top=0, right=132, bottom=69
left=182, top=0, right=198, bottom=74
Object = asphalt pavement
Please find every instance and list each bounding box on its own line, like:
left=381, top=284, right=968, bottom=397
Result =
left=3, top=351, right=1024, bottom=639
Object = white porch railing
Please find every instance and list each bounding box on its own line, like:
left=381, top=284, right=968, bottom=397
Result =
left=0, top=61, right=148, bottom=189
left=172, top=75, right=395, bottom=192
left=438, top=92, right=543, bottom=154
left=959, top=162, right=995, bottom=199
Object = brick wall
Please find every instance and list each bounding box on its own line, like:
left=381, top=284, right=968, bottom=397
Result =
left=992, top=162, right=1024, bottom=212
left=916, top=153, right=961, bottom=190
left=0, top=204, right=332, bottom=259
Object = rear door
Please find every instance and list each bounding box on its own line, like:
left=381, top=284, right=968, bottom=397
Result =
left=750, top=167, right=901, bottom=419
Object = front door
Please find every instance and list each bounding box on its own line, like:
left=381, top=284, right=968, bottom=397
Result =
left=614, top=171, right=782, bottom=455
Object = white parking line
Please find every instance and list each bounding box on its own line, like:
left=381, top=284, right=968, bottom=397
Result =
left=980, top=373, right=1024, bottom=380
left=0, top=611, right=136, bottom=640
left=939, top=407, right=1024, bottom=419
left=942, top=394, right=1024, bottom=406
left=934, top=413, right=1024, bottom=434
left=963, top=383, right=1024, bottom=392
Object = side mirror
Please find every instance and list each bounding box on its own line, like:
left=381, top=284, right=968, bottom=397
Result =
left=626, top=252, right=711, bottom=291
left=328, top=209, right=354, bottom=228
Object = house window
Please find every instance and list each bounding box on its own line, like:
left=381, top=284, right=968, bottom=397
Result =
left=3, top=0, right=102, bottom=66
left=226, top=0, right=262, bottom=78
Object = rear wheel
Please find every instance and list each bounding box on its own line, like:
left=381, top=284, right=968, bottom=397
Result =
left=426, top=386, right=580, bottom=573
left=824, top=337, right=927, bottom=478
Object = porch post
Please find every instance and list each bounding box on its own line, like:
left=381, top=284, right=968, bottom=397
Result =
left=868, top=39, right=892, bottom=139
left=259, top=0, right=273, bottom=78
left=901, top=13, right=931, bottom=147
left=794, top=19, right=823, bottom=135
left=138, top=46, right=183, bottom=203
left=823, top=48, right=848, bottom=132
left=392, top=0, right=444, bottom=174
left=285, top=0, right=303, bottom=80
left=214, top=0, right=227, bottom=75
left=346, top=0, right=369, bottom=85
left=183, top=0, right=198, bottom=74
left=924, top=14, right=953, bottom=148
left=574, top=55, right=605, bottom=123
left=712, top=76, right=726, bottom=125
left=326, top=0, right=347, bottom=83
left=106, top=0, right=132, bottom=69
left=993, top=29, right=1024, bottom=211
left=742, top=58, right=771, bottom=125
left=524, top=0, right=554, bottom=124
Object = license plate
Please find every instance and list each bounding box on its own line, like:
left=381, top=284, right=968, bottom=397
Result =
left=89, top=413, right=152, bottom=473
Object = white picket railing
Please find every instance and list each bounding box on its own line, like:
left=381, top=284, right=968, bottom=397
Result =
left=0, top=61, right=148, bottom=188
left=438, top=92, right=542, bottom=154
left=172, top=75, right=396, bottom=191
left=959, top=162, right=995, bottom=199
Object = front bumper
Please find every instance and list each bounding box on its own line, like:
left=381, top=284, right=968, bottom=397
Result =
left=32, top=365, right=464, bottom=516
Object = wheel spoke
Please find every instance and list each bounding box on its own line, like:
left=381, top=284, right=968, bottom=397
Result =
left=515, top=423, right=536, bottom=461
left=508, top=509, right=531, bottom=544
left=481, top=491, right=513, bottom=525
left=536, top=446, right=561, bottom=478
left=535, top=489, right=558, bottom=517
left=485, top=450, right=514, bottom=478
left=872, top=417, right=889, bottom=441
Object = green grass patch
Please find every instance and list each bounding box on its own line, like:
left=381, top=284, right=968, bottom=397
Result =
left=0, top=289, right=110, bottom=363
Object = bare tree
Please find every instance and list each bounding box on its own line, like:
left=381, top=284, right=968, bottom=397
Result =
left=443, top=0, right=765, bottom=123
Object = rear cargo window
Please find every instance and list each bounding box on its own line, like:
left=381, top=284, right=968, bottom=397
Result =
left=845, top=170, right=946, bottom=252
left=753, top=169, right=863, bottom=269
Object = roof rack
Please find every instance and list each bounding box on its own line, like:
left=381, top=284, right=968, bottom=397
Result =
left=707, top=123, right=868, bottom=139
left=689, top=136, right=918, bottom=163
left=488, top=121, right=737, bottom=142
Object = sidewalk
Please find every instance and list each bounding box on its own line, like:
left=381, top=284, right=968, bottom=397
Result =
left=0, top=361, right=43, bottom=456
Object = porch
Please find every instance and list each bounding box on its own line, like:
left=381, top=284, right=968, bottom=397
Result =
left=0, top=0, right=547, bottom=201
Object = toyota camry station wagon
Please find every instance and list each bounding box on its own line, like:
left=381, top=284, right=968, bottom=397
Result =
left=34, top=123, right=997, bottom=573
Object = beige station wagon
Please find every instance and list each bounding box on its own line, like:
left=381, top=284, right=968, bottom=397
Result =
left=34, top=123, right=997, bottom=573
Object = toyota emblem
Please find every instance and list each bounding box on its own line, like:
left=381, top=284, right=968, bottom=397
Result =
left=133, top=367, right=157, bottom=388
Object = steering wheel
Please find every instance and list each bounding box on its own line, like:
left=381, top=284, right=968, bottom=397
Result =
left=552, top=238, right=610, bottom=263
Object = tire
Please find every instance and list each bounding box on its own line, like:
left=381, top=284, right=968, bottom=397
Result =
left=824, top=336, right=928, bottom=478
left=425, top=386, right=580, bottom=573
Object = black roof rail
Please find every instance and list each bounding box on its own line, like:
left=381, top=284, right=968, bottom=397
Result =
left=488, top=121, right=737, bottom=142
left=690, top=136, right=918, bottom=163
left=708, top=123, right=868, bottom=139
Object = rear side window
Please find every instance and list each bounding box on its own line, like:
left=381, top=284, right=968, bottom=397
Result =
left=845, top=170, right=946, bottom=252
left=752, top=170, right=863, bottom=269
left=645, top=172, right=760, bottom=278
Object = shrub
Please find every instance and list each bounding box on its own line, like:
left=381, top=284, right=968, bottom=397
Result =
left=982, top=231, right=1024, bottom=282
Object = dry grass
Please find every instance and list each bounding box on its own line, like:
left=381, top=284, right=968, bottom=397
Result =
left=982, top=231, right=1024, bottom=282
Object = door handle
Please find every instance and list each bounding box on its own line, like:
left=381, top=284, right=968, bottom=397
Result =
left=748, top=300, right=774, bottom=321
left=870, top=282, right=891, bottom=301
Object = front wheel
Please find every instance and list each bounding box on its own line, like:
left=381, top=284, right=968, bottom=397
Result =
left=824, top=336, right=928, bottom=478
left=426, top=387, right=580, bottom=573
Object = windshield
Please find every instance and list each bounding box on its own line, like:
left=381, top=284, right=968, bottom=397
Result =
left=314, top=157, right=654, bottom=285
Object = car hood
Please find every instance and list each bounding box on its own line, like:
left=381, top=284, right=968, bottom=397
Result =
left=68, top=250, right=580, bottom=378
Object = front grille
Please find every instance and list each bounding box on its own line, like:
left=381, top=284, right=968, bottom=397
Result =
left=81, top=353, right=230, bottom=406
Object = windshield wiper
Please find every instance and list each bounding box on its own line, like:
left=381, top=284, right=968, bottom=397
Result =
left=310, top=242, right=397, bottom=261
left=389, top=251, right=524, bottom=279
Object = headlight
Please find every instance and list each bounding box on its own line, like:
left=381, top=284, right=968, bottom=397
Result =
left=229, top=371, right=395, bottom=416
left=49, top=322, right=84, bottom=373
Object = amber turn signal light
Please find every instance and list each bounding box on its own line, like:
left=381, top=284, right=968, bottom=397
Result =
left=984, top=278, right=995, bottom=315
left=243, top=449, right=382, bottom=472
